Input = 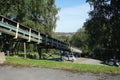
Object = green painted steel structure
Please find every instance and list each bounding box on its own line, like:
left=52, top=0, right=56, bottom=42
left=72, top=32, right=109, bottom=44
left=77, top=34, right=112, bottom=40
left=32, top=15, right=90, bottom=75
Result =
left=0, top=15, right=70, bottom=51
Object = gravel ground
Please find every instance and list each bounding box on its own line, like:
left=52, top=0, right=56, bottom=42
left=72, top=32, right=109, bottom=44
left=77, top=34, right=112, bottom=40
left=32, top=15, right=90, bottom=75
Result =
left=74, top=58, right=104, bottom=65
left=0, top=66, right=120, bottom=80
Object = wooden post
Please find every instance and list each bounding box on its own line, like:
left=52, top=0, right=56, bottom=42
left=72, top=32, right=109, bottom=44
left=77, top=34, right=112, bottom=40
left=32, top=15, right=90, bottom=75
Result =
left=51, top=39, right=53, bottom=47
left=24, top=42, right=26, bottom=58
left=60, top=50, right=62, bottom=61
left=3, top=35, right=10, bottom=56
left=45, top=35, right=48, bottom=45
left=37, top=46, right=42, bottom=59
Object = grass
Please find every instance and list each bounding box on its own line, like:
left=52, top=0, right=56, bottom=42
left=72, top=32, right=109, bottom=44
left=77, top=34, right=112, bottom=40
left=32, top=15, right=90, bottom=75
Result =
left=3, top=56, right=120, bottom=74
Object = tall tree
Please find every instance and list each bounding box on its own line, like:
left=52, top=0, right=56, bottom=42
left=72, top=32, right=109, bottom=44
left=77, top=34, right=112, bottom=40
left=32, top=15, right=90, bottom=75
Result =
left=70, top=28, right=89, bottom=54
left=85, top=0, right=120, bottom=59
left=0, top=0, right=58, bottom=35
left=0, top=0, right=59, bottom=55
left=43, top=0, right=58, bottom=35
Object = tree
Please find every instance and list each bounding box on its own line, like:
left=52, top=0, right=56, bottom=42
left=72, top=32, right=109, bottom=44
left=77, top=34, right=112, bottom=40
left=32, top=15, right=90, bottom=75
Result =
left=0, top=0, right=58, bottom=35
left=0, top=0, right=59, bottom=56
left=85, top=0, right=120, bottom=59
left=70, top=28, right=89, bottom=54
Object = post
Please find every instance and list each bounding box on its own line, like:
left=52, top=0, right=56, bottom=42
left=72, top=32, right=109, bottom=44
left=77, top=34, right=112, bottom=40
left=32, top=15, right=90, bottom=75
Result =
left=3, top=35, right=10, bottom=56
left=38, top=32, right=41, bottom=44
left=45, top=35, right=48, bottom=45
left=37, top=46, right=42, bottom=59
left=24, top=42, right=26, bottom=58
left=60, top=50, right=63, bottom=61
left=28, top=28, right=31, bottom=42
left=15, top=23, right=19, bottom=39
left=51, top=39, right=53, bottom=47
left=56, top=41, right=58, bottom=48
left=2, top=18, right=4, bottom=23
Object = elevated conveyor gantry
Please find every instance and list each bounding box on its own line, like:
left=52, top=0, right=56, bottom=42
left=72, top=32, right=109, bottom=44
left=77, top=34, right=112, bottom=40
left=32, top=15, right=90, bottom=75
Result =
left=0, top=15, right=71, bottom=58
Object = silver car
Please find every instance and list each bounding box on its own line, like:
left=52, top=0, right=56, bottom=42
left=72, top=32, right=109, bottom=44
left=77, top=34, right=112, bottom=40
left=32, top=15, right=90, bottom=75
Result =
left=62, top=55, right=76, bottom=62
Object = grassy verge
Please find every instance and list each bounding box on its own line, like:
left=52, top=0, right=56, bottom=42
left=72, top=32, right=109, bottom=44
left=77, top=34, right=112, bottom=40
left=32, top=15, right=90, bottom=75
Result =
left=3, top=56, right=120, bottom=74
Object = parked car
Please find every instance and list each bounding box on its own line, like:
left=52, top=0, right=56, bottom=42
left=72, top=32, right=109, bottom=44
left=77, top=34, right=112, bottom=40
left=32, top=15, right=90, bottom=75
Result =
left=105, top=58, right=120, bottom=67
left=61, top=55, right=76, bottom=62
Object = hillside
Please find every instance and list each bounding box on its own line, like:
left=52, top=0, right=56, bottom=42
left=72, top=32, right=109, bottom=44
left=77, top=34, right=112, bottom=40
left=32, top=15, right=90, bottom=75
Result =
left=55, top=32, right=75, bottom=37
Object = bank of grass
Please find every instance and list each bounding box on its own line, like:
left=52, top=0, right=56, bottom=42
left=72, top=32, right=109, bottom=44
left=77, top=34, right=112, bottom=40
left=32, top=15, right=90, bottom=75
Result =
left=4, top=56, right=120, bottom=74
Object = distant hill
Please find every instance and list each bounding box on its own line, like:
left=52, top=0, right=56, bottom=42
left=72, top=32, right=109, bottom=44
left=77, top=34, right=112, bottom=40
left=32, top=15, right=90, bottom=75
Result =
left=55, top=32, right=75, bottom=37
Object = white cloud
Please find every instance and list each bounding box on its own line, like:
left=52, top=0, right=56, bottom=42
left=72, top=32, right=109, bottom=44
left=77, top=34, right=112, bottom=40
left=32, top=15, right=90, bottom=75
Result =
left=55, top=3, right=90, bottom=32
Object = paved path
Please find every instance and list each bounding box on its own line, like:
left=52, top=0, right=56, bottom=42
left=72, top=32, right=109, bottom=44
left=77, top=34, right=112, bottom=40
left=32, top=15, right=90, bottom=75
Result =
left=0, top=66, right=120, bottom=80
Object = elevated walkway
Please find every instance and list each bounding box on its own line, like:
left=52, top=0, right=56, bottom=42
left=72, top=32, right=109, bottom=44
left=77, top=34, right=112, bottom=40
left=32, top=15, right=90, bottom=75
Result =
left=0, top=15, right=70, bottom=51
left=0, top=15, right=72, bottom=59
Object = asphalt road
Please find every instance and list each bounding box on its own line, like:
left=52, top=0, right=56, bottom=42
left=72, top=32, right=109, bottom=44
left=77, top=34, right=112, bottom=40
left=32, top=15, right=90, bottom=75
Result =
left=0, top=66, right=120, bottom=80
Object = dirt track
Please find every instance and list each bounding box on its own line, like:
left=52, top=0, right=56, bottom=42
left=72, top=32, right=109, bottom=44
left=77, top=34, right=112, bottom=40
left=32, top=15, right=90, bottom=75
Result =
left=0, top=66, right=120, bottom=80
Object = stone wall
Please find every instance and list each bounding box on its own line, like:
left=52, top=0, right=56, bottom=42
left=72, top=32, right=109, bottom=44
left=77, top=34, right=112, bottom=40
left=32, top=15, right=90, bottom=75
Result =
left=0, top=52, right=6, bottom=64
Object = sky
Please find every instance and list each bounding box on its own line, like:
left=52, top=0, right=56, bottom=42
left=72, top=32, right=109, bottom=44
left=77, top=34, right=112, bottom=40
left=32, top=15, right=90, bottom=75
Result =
left=55, top=0, right=90, bottom=32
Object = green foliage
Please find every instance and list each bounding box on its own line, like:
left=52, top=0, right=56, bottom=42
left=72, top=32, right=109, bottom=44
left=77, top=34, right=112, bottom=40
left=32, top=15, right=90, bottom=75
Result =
left=83, top=0, right=120, bottom=58
left=0, top=0, right=59, bottom=55
left=70, top=28, right=90, bottom=54
left=71, top=0, right=120, bottom=58
left=0, top=0, right=58, bottom=35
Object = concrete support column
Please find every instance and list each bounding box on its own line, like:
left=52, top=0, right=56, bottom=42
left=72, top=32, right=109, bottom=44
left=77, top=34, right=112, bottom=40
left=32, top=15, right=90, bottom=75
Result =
left=0, top=52, right=5, bottom=64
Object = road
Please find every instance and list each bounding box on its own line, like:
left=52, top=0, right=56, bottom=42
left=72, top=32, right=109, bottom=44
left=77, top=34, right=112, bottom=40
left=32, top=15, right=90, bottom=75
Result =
left=0, top=66, right=120, bottom=80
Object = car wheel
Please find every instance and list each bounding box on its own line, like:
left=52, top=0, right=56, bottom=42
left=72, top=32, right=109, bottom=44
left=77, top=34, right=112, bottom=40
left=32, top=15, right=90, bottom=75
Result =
left=108, top=61, right=114, bottom=66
